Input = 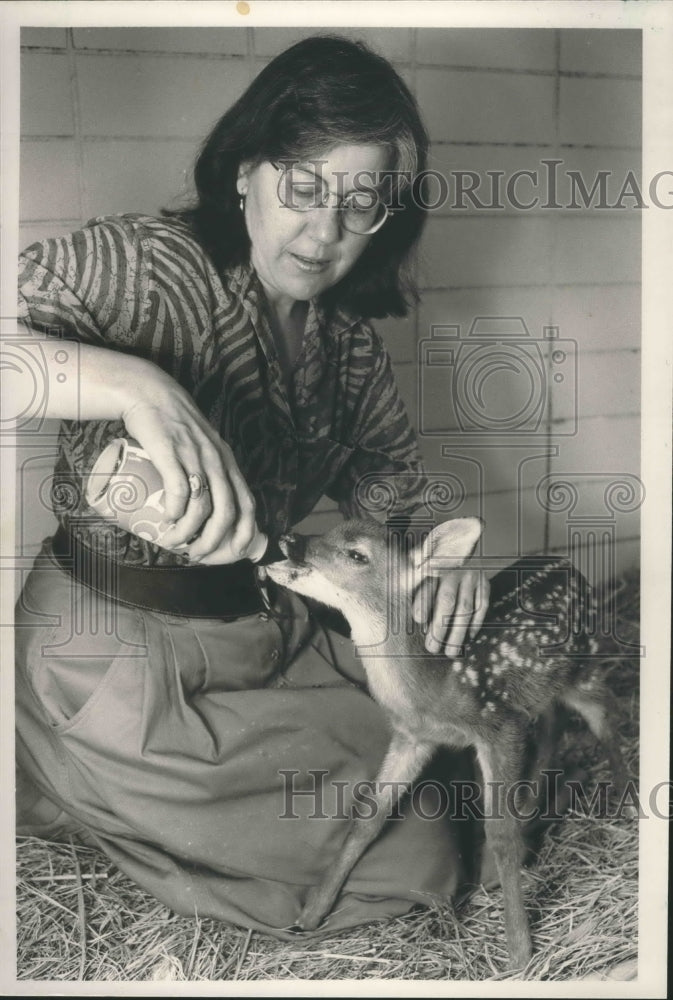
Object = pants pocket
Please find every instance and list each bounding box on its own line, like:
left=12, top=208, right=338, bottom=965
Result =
left=28, top=585, right=146, bottom=729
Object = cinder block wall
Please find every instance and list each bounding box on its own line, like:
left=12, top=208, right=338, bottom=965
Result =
left=17, top=26, right=641, bottom=583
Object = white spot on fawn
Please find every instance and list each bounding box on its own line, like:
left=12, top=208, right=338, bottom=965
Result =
left=464, top=666, right=478, bottom=686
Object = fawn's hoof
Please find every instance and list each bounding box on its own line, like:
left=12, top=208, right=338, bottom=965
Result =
left=297, top=886, right=331, bottom=931
left=297, top=905, right=327, bottom=931
left=509, top=939, right=533, bottom=971
left=506, top=922, right=533, bottom=971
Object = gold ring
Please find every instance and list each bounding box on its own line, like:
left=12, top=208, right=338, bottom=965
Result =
left=188, top=473, right=206, bottom=499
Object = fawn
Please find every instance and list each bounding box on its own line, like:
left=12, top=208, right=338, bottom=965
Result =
left=265, top=517, right=630, bottom=970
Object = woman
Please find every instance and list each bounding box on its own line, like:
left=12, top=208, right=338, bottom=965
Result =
left=15, top=36, right=492, bottom=937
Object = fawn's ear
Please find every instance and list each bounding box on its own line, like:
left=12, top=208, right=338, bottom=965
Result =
left=410, top=517, right=483, bottom=576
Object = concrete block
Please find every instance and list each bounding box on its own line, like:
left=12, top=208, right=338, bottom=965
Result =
left=543, top=471, right=642, bottom=553
left=417, top=28, right=555, bottom=72
left=553, top=217, right=641, bottom=286
left=417, top=68, right=555, bottom=144
left=478, top=488, right=547, bottom=562
left=419, top=287, right=553, bottom=343
left=82, top=139, right=196, bottom=218
left=73, top=27, right=248, bottom=54
left=77, top=54, right=250, bottom=138
left=559, top=76, right=641, bottom=148
left=419, top=438, right=551, bottom=499
left=560, top=29, right=641, bottom=77
left=20, top=140, right=80, bottom=221
left=293, top=506, right=342, bottom=535
left=552, top=348, right=640, bottom=422
left=552, top=146, right=642, bottom=211
left=553, top=284, right=640, bottom=352
left=428, top=143, right=559, bottom=216
left=21, top=28, right=68, bottom=48
left=376, top=312, right=417, bottom=365
left=419, top=216, right=553, bottom=288
left=549, top=414, right=640, bottom=476
left=21, top=54, right=74, bottom=136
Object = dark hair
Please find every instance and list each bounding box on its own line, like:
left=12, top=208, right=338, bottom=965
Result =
left=163, top=34, right=429, bottom=318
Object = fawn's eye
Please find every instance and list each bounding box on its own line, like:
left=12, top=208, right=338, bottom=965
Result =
left=347, top=549, right=369, bottom=564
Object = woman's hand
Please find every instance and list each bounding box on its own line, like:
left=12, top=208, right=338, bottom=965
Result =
left=10, top=336, right=259, bottom=564
left=412, top=566, right=490, bottom=657
left=118, top=360, right=259, bottom=565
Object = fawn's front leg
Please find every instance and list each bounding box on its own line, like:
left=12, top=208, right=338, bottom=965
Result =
left=297, top=735, right=437, bottom=931
left=476, top=736, right=533, bottom=971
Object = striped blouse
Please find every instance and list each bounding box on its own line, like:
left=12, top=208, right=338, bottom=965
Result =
left=18, top=214, right=426, bottom=566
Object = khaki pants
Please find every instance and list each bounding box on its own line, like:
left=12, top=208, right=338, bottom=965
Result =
left=16, top=542, right=481, bottom=938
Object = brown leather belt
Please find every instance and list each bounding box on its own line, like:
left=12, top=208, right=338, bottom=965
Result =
left=50, top=525, right=270, bottom=619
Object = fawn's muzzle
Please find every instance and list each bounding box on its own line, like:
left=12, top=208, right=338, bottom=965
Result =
left=279, top=533, right=307, bottom=565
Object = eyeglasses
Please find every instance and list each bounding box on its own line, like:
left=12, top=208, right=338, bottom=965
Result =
left=271, top=161, right=390, bottom=236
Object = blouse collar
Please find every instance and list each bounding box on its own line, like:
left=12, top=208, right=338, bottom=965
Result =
left=227, top=258, right=362, bottom=342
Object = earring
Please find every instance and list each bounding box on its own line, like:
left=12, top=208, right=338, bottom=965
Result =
left=239, top=195, right=246, bottom=212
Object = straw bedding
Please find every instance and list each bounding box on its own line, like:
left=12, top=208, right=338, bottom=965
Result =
left=15, top=572, right=640, bottom=982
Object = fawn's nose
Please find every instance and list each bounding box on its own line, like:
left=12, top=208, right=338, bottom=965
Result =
left=279, top=533, right=307, bottom=564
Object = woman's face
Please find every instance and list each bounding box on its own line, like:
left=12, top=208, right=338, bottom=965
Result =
left=237, top=144, right=389, bottom=312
